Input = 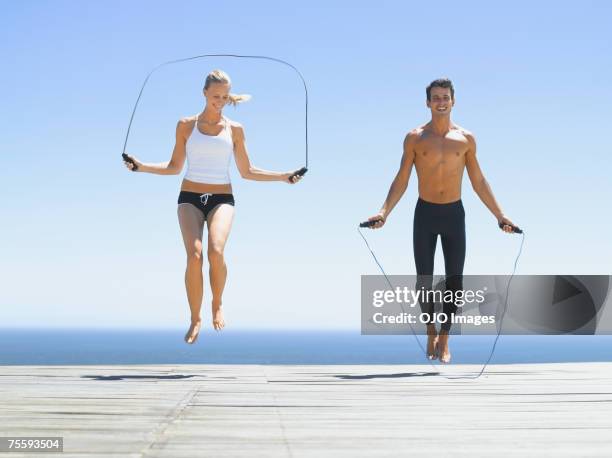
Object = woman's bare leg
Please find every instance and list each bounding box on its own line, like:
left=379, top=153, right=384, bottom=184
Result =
left=177, top=204, right=205, bottom=343
left=206, top=204, right=235, bottom=330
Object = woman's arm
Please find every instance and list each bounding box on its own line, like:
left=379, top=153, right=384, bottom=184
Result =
left=231, top=123, right=297, bottom=183
left=123, top=120, right=188, bottom=175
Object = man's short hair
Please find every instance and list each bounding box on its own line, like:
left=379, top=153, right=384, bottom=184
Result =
left=426, top=78, right=455, bottom=101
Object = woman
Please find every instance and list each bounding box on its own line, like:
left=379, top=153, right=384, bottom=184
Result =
left=123, top=69, right=303, bottom=344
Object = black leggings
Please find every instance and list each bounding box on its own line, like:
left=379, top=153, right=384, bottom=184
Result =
left=413, top=198, right=466, bottom=331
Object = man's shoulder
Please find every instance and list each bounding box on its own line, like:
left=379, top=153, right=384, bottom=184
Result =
left=405, top=125, right=427, bottom=142
left=454, top=124, right=476, bottom=141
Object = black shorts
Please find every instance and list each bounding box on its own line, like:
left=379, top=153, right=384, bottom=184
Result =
left=177, top=191, right=235, bottom=220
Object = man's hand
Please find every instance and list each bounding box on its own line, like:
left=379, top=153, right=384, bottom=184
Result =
left=366, top=212, right=386, bottom=229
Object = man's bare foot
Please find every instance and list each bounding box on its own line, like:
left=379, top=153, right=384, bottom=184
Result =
left=437, top=332, right=451, bottom=364
left=184, top=319, right=201, bottom=344
left=212, top=303, right=225, bottom=331
left=427, top=328, right=439, bottom=360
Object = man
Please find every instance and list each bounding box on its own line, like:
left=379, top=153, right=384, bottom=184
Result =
left=366, top=78, right=518, bottom=363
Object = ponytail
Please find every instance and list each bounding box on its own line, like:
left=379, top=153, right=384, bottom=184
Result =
left=227, top=93, right=251, bottom=106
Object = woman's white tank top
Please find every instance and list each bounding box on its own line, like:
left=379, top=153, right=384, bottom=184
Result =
left=184, top=114, right=234, bottom=184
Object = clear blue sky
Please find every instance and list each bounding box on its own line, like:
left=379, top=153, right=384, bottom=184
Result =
left=1, top=1, right=610, bottom=329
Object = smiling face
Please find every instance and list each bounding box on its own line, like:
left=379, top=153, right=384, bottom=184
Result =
left=426, top=86, right=454, bottom=117
left=204, top=82, right=231, bottom=113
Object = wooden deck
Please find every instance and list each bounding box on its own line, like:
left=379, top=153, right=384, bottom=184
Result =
left=1, top=363, right=611, bottom=457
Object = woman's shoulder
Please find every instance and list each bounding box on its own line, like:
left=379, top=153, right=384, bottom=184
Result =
left=224, top=116, right=243, bottom=129
left=178, top=115, right=198, bottom=124
left=225, top=117, right=245, bottom=139
left=177, top=115, right=197, bottom=129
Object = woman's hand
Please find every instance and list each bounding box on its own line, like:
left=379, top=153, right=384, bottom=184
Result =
left=283, top=170, right=303, bottom=184
left=123, top=153, right=143, bottom=172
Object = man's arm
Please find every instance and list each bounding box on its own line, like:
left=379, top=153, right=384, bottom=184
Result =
left=465, top=132, right=515, bottom=230
left=367, top=132, right=416, bottom=228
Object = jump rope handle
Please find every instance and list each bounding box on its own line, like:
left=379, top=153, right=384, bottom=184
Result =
left=122, top=153, right=139, bottom=172
left=359, top=218, right=383, bottom=228
left=360, top=218, right=523, bottom=233
left=289, top=166, right=308, bottom=181
left=499, top=222, right=523, bottom=234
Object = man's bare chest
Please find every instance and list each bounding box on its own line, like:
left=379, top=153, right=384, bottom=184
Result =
left=414, top=133, right=469, bottom=164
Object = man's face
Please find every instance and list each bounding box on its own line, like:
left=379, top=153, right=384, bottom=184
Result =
left=427, top=87, right=454, bottom=116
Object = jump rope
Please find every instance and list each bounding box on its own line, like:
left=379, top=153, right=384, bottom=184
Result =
left=122, top=54, right=524, bottom=378
left=121, top=54, right=308, bottom=180
left=358, top=220, right=525, bottom=379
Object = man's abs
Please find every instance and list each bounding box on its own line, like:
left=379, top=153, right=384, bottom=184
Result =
left=415, top=166, right=464, bottom=203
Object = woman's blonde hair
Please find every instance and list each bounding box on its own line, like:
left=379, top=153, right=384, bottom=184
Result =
left=204, top=69, right=251, bottom=106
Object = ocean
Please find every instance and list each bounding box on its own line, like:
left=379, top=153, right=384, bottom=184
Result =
left=1, top=329, right=611, bottom=365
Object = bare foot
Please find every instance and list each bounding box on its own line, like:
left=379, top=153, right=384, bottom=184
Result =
left=437, top=332, right=451, bottom=364
left=427, top=328, right=439, bottom=360
left=212, top=303, right=225, bottom=331
left=184, top=319, right=201, bottom=344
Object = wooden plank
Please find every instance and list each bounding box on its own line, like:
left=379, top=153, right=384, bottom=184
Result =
left=0, top=363, right=611, bottom=457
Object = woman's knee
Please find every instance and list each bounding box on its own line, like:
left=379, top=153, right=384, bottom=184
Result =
left=187, top=250, right=203, bottom=265
left=207, top=243, right=225, bottom=265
